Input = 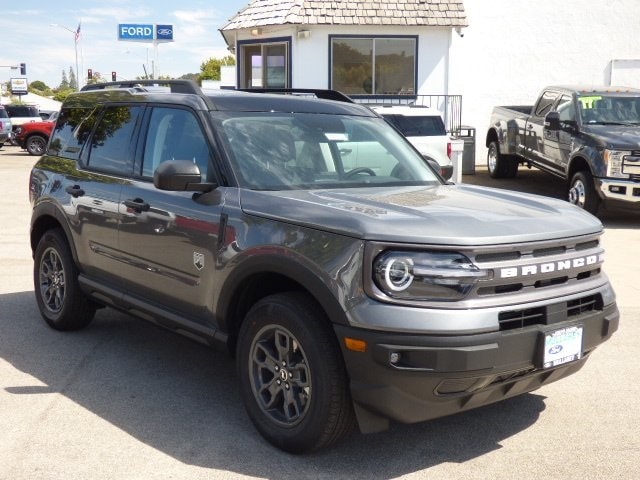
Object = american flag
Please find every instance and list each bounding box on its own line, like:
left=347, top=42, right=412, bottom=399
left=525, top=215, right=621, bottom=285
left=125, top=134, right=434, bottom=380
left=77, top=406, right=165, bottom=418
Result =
left=74, top=23, right=81, bottom=42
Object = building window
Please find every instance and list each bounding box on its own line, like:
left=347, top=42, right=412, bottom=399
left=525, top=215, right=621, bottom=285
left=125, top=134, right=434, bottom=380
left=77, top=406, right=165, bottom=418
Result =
left=330, top=36, right=417, bottom=96
left=239, top=38, right=291, bottom=89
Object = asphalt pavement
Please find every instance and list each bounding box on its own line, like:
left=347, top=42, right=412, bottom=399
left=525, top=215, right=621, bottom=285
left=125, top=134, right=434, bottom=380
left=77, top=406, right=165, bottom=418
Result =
left=0, top=146, right=638, bottom=479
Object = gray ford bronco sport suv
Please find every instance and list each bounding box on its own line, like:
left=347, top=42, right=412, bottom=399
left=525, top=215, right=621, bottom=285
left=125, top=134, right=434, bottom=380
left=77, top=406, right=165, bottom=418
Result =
left=29, top=80, right=619, bottom=453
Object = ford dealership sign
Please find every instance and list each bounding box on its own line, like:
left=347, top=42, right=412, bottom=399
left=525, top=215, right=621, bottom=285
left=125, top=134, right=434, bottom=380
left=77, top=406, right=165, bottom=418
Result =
left=118, top=24, right=174, bottom=42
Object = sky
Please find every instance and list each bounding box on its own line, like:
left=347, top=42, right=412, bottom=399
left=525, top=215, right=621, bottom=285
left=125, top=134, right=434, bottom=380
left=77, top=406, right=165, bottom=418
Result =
left=0, top=0, right=249, bottom=89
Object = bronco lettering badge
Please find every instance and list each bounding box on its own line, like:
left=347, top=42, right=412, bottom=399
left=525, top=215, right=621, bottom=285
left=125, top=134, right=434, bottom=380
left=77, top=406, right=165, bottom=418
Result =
left=499, top=254, right=600, bottom=278
left=193, top=252, right=205, bottom=271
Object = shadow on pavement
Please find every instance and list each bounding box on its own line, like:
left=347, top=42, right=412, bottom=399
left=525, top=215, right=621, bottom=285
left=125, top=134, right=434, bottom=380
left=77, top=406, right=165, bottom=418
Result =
left=1, top=290, right=546, bottom=478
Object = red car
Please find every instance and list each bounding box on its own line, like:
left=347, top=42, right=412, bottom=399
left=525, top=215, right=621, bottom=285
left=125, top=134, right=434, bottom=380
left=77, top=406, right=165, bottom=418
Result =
left=15, top=112, right=57, bottom=156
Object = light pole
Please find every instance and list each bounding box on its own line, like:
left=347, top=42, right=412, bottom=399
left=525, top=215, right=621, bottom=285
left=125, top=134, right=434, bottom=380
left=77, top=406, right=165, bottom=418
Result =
left=51, top=23, right=80, bottom=90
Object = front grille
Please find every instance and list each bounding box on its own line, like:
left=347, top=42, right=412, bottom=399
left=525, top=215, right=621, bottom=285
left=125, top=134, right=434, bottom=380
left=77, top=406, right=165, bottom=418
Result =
left=468, top=233, right=604, bottom=300
left=498, top=294, right=602, bottom=331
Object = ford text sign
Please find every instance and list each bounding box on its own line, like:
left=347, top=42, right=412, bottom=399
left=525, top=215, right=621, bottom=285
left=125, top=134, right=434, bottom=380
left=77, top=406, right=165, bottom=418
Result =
left=118, top=23, right=174, bottom=43
left=118, top=24, right=154, bottom=41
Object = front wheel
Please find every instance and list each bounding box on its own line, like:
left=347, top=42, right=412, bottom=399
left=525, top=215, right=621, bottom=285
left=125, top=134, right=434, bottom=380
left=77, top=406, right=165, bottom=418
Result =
left=26, top=135, right=48, bottom=156
left=487, top=141, right=519, bottom=178
left=568, top=170, right=600, bottom=215
left=33, top=229, right=96, bottom=330
left=237, top=292, right=355, bottom=453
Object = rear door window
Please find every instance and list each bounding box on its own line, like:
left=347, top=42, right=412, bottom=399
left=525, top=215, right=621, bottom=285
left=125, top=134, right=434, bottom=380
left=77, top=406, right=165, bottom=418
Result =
left=534, top=91, right=559, bottom=117
left=85, top=105, right=143, bottom=176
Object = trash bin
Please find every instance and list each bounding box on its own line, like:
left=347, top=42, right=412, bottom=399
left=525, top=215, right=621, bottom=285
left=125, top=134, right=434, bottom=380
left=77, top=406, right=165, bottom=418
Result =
left=459, top=126, right=476, bottom=175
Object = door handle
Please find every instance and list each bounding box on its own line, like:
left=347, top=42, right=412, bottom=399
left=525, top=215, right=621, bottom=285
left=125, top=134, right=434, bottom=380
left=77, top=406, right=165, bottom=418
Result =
left=124, top=198, right=150, bottom=213
left=65, top=185, right=85, bottom=198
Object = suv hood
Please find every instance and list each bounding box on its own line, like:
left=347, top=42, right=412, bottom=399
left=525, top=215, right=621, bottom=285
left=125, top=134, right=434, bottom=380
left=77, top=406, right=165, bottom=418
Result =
left=240, top=184, right=601, bottom=245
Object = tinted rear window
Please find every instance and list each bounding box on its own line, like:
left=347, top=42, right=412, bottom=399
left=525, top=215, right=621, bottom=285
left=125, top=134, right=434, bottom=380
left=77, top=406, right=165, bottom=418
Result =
left=382, top=114, right=446, bottom=136
left=0, top=108, right=8, bottom=119
left=5, top=105, right=39, bottom=117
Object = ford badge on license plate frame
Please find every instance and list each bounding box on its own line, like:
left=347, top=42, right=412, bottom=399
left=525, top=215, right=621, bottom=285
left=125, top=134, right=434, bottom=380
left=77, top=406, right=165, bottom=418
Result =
left=543, top=325, right=583, bottom=369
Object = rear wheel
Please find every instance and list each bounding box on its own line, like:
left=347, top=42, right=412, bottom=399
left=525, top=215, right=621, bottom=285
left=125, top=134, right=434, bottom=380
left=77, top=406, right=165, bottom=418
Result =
left=33, top=229, right=96, bottom=331
left=568, top=170, right=600, bottom=215
left=237, top=292, right=355, bottom=453
left=487, top=141, right=519, bottom=178
left=26, top=135, right=47, bottom=156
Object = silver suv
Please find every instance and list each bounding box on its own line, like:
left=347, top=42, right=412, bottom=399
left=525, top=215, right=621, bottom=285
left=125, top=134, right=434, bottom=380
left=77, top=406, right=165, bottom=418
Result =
left=29, top=81, right=618, bottom=453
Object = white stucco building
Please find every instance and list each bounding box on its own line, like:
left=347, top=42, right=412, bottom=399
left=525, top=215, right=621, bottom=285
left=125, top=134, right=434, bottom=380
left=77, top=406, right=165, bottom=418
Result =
left=221, top=0, right=640, bottom=165
left=220, top=1, right=466, bottom=97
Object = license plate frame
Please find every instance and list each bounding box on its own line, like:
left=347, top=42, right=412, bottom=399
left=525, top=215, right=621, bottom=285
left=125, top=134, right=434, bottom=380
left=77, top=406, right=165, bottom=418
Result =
left=542, top=325, right=583, bottom=369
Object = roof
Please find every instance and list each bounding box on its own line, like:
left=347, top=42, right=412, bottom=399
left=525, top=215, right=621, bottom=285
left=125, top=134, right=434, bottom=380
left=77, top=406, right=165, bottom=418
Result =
left=221, top=0, right=468, bottom=31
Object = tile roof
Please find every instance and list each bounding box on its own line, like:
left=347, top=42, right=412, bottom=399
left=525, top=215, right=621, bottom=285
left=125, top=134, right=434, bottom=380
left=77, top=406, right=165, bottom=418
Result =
left=221, top=0, right=468, bottom=31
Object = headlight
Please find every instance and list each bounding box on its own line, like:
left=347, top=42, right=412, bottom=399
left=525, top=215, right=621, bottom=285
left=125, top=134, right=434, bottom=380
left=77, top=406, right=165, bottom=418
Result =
left=603, top=149, right=630, bottom=178
left=373, top=251, right=491, bottom=301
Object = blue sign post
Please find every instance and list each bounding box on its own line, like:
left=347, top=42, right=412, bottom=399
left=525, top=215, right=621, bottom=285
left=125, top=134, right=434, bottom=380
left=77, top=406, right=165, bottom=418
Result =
left=117, top=23, right=174, bottom=79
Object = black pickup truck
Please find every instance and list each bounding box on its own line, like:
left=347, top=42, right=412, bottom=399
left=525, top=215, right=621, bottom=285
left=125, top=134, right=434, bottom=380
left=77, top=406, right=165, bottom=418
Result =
left=486, top=85, right=640, bottom=214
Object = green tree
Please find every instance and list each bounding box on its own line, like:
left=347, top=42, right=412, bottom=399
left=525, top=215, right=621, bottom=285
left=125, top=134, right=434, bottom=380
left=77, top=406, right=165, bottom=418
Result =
left=200, top=55, right=236, bottom=81
left=59, top=70, right=69, bottom=90
left=69, top=66, right=77, bottom=90
left=29, top=80, right=49, bottom=91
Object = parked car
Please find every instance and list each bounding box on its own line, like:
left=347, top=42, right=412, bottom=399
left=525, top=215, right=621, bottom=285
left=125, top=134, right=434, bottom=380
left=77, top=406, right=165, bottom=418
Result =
left=38, top=110, right=59, bottom=121
left=486, top=85, right=640, bottom=214
left=370, top=105, right=455, bottom=180
left=4, top=104, right=41, bottom=146
left=0, top=106, right=12, bottom=148
left=29, top=80, right=618, bottom=453
left=15, top=117, right=56, bottom=155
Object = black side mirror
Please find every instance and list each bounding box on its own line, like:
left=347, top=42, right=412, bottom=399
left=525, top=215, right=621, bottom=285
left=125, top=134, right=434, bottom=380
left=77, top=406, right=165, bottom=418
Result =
left=544, top=111, right=561, bottom=131
left=153, top=160, right=216, bottom=192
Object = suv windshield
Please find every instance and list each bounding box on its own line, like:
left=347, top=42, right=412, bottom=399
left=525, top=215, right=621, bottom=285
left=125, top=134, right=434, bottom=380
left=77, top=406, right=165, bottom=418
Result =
left=217, top=112, right=440, bottom=190
left=381, top=114, right=447, bottom=137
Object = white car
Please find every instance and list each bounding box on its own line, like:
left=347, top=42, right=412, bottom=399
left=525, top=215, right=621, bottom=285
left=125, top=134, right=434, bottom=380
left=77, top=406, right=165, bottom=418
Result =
left=370, top=105, right=455, bottom=180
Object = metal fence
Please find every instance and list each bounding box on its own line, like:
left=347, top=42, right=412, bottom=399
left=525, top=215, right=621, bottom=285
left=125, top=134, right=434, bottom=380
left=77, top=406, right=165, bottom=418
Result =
left=354, top=95, right=463, bottom=135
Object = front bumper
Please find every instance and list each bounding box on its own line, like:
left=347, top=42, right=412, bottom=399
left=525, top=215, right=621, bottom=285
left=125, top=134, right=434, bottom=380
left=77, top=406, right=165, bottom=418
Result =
left=597, top=177, right=640, bottom=203
left=335, top=300, right=618, bottom=432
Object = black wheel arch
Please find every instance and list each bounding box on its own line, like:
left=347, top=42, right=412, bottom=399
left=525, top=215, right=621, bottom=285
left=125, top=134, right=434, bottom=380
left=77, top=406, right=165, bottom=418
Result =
left=217, top=254, right=351, bottom=356
left=30, top=201, right=79, bottom=265
left=567, top=155, right=595, bottom=182
left=486, top=128, right=500, bottom=149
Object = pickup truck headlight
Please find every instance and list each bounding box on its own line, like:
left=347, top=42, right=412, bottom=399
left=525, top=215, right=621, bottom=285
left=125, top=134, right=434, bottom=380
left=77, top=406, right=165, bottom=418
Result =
left=373, top=251, right=490, bottom=301
left=603, top=149, right=630, bottom=178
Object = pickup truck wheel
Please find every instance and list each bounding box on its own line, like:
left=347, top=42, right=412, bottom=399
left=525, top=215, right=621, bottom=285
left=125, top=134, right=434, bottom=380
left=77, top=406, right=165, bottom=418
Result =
left=568, top=171, right=600, bottom=214
left=33, top=229, right=96, bottom=331
left=26, top=135, right=48, bottom=156
left=487, top=141, right=519, bottom=178
left=237, top=292, right=355, bottom=453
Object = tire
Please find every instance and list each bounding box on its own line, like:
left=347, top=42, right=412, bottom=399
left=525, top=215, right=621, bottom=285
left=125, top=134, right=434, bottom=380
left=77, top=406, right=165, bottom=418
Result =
left=568, top=170, right=600, bottom=215
left=487, top=141, right=519, bottom=178
left=26, top=135, right=47, bottom=156
left=237, top=292, right=355, bottom=453
left=33, top=228, right=96, bottom=331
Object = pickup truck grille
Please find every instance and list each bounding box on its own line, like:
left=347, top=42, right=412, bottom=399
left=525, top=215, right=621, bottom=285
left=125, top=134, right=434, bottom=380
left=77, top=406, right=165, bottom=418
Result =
left=468, top=233, right=604, bottom=300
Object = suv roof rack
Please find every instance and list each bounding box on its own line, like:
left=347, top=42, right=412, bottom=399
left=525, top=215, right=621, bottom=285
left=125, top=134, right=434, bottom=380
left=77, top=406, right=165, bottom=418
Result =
left=238, top=88, right=354, bottom=104
left=81, top=79, right=201, bottom=94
